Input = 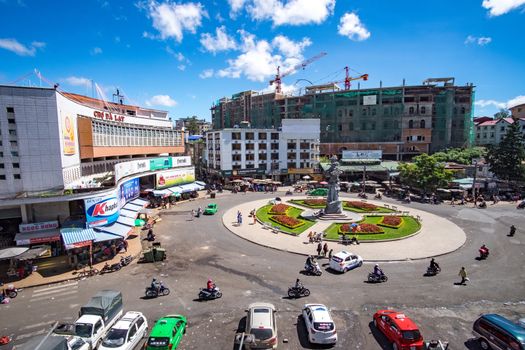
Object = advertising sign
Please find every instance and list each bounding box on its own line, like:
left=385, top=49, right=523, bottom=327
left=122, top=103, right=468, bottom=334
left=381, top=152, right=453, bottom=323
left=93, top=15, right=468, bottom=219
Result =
left=156, top=167, right=195, bottom=189
left=363, top=95, right=377, bottom=106
left=19, top=221, right=59, bottom=233
left=62, top=114, right=76, bottom=155
left=171, top=156, right=191, bottom=167
left=85, top=191, right=120, bottom=228
left=114, top=159, right=149, bottom=183
left=342, top=150, right=383, bottom=159
left=150, top=158, right=172, bottom=171
left=118, top=178, right=140, bottom=208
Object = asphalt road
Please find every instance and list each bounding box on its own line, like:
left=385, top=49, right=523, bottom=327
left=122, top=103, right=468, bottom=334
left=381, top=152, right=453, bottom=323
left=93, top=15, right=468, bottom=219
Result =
left=2, top=191, right=525, bottom=350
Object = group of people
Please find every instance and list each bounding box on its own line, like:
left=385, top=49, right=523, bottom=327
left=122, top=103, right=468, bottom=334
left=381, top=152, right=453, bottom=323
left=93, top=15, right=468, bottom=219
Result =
left=190, top=207, right=203, bottom=219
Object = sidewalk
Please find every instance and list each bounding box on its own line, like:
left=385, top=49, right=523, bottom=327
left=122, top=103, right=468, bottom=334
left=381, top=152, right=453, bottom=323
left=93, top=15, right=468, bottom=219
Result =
left=222, top=196, right=467, bottom=262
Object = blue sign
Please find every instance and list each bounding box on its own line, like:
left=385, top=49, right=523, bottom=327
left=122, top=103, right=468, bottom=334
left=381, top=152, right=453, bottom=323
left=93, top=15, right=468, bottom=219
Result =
left=119, top=178, right=140, bottom=208
left=85, top=192, right=120, bottom=228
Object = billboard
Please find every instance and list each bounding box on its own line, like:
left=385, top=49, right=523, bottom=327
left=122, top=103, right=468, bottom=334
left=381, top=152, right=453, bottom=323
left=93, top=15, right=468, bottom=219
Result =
left=118, top=178, right=140, bottom=208
left=114, top=159, right=149, bottom=183
left=342, top=150, right=383, bottom=159
left=62, top=114, right=76, bottom=155
left=150, top=158, right=172, bottom=171
left=85, top=191, right=120, bottom=228
left=363, top=95, right=377, bottom=106
left=156, top=167, right=195, bottom=189
left=171, top=156, right=191, bottom=167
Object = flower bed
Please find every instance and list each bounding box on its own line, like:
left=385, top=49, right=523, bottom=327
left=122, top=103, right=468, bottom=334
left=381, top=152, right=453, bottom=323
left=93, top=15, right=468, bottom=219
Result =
left=304, top=199, right=326, bottom=206
left=270, top=215, right=305, bottom=229
left=269, top=203, right=291, bottom=215
left=339, top=223, right=384, bottom=234
left=344, top=201, right=378, bottom=211
left=378, top=216, right=404, bottom=228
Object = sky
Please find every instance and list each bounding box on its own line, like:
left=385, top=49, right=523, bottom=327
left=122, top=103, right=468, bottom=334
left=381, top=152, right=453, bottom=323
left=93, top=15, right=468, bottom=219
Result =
left=1, top=0, right=525, bottom=122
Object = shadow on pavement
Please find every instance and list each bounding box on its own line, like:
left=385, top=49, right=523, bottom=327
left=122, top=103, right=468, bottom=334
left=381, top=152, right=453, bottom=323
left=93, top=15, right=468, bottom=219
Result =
left=464, top=338, right=482, bottom=349
left=367, top=321, right=391, bottom=349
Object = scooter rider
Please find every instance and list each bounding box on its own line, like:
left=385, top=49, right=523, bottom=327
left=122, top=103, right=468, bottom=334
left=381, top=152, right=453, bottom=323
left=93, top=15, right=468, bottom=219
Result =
left=429, top=258, right=440, bottom=271
left=305, top=255, right=313, bottom=269
left=373, top=264, right=383, bottom=277
left=295, top=278, right=303, bottom=290
left=479, top=244, right=489, bottom=256
left=207, top=278, right=216, bottom=293
left=151, top=278, right=160, bottom=292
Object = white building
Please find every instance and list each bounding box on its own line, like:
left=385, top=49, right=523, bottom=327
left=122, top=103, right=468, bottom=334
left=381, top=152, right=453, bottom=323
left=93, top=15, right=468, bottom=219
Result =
left=205, top=119, right=320, bottom=181
left=474, top=117, right=525, bottom=146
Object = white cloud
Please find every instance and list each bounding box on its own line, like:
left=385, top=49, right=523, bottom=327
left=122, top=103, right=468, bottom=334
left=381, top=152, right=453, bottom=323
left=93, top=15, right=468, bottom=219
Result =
left=217, top=31, right=312, bottom=82
left=482, top=0, right=525, bottom=16
left=199, top=69, right=214, bottom=79
left=0, top=38, right=45, bottom=56
left=91, top=47, right=103, bottom=55
left=200, top=26, right=237, bottom=54
left=63, top=76, right=93, bottom=89
left=166, top=46, right=188, bottom=62
left=238, top=0, right=334, bottom=26
left=465, top=35, right=492, bottom=46
left=475, top=95, right=525, bottom=109
left=146, top=94, right=177, bottom=107
left=337, top=12, right=370, bottom=41
left=177, top=64, right=186, bottom=71
left=145, top=1, right=206, bottom=42
left=507, top=95, right=525, bottom=108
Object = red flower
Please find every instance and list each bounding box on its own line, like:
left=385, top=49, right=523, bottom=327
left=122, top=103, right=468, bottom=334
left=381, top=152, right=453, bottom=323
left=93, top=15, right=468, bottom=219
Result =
left=345, top=201, right=378, bottom=211
left=356, top=223, right=384, bottom=233
left=380, top=216, right=403, bottom=227
left=270, top=215, right=304, bottom=228
left=304, top=199, right=326, bottom=206
left=269, top=204, right=290, bottom=215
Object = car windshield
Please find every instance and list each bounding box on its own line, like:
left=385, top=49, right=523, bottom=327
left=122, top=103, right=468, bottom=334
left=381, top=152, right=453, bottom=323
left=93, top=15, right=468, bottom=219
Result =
left=70, top=338, right=87, bottom=350
left=75, top=324, right=92, bottom=338
left=101, top=329, right=127, bottom=348
left=147, top=337, right=170, bottom=347
left=331, top=256, right=343, bottom=263
left=402, top=330, right=422, bottom=340
left=250, top=328, right=273, bottom=340
left=314, top=322, right=335, bottom=331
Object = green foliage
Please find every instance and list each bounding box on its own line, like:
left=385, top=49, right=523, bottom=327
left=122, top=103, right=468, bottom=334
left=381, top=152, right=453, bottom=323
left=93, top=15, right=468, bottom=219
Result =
left=186, top=116, right=200, bottom=135
left=398, top=154, right=454, bottom=193
left=432, top=147, right=486, bottom=165
left=486, top=121, right=525, bottom=181
left=323, top=216, right=421, bottom=241
left=494, top=108, right=510, bottom=119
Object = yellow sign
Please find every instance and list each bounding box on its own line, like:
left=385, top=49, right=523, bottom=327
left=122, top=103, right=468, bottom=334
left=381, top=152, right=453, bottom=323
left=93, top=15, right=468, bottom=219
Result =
left=288, top=168, right=314, bottom=174
left=62, top=114, right=76, bottom=155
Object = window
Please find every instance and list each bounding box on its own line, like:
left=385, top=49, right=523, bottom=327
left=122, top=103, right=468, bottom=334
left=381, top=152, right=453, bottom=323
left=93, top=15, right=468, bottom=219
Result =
left=362, top=109, right=367, bottom=116
left=246, top=143, right=254, bottom=150
left=348, top=122, right=353, bottom=131
left=259, top=153, right=267, bottom=160
left=490, top=132, right=495, bottom=137
left=6, top=107, right=14, bottom=113
left=271, top=143, right=279, bottom=150
left=258, top=132, right=267, bottom=140
left=232, top=154, right=241, bottom=161
left=0, top=164, right=3, bottom=168
left=136, top=317, right=145, bottom=329
left=371, top=109, right=376, bottom=116
left=11, top=151, right=18, bottom=157
left=0, top=152, right=3, bottom=157
left=13, top=163, right=19, bottom=168
left=245, top=132, right=254, bottom=140
left=246, top=154, right=254, bottom=161
left=9, top=130, right=16, bottom=136
left=409, top=120, right=414, bottom=129
left=245, top=164, right=254, bottom=169
left=10, top=141, right=17, bottom=147
left=232, top=143, right=241, bottom=150
left=338, top=124, right=343, bottom=131
left=8, top=118, right=15, bottom=124
left=271, top=153, right=279, bottom=160
left=348, top=110, right=353, bottom=116
left=259, top=143, right=266, bottom=150
left=232, top=132, right=241, bottom=140
left=127, top=324, right=137, bottom=340
left=287, top=142, right=296, bottom=149
left=271, top=133, right=279, bottom=140
left=409, top=106, right=415, bottom=114
left=0, top=175, right=5, bottom=180
left=461, top=107, right=466, bottom=114
left=421, top=106, right=426, bottom=114
left=500, top=126, right=505, bottom=131
left=420, top=120, right=425, bottom=128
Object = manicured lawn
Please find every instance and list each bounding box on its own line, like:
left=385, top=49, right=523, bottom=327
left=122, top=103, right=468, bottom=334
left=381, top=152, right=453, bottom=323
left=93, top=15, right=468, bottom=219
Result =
left=256, top=204, right=316, bottom=235
left=323, top=216, right=421, bottom=241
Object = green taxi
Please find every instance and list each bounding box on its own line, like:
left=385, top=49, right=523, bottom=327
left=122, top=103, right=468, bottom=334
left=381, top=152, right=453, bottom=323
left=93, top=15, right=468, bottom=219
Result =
left=204, top=203, right=218, bottom=215
left=145, top=315, right=187, bottom=350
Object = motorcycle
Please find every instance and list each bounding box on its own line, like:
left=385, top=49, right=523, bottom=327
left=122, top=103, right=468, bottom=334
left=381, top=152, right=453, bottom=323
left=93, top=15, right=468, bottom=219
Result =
left=285, top=190, right=293, bottom=196
left=517, top=201, right=525, bottom=209
left=479, top=248, right=489, bottom=260
left=426, top=266, right=441, bottom=276
left=198, top=287, right=222, bottom=300
left=287, top=286, right=310, bottom=298
left=304, top=263, right=322, bottom=276
left=368, top=272, right=388, bottom=283
left=5, top=286, right=18, bottom=298
left=358, top=192, right=368, bottom=199
left=100, top=262, right=122, bottom=274
left=145, top=284, right=170, bottom=298
left=120, top=255, right=133, bottom=266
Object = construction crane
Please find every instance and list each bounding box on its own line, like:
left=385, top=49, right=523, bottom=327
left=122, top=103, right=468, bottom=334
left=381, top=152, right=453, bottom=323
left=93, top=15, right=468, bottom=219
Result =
left=334, top=66, right=368, bottom=90
left=269, top=52, right=327, bottom=94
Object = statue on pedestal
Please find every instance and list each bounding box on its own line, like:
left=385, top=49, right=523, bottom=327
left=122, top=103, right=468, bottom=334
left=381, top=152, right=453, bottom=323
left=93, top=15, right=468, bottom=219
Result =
left=324, top=155, right=343, bottom=214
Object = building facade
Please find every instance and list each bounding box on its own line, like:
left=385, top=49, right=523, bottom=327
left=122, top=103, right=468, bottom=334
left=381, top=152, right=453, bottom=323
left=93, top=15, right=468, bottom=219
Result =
left=474, top=117, right=525, bottom=146
left=175, top=117, right=212, bottom=135
left=205, top=119, right=320, bottom=181
left=510, top=103, right=525, bottom=119
left=211, top=78, right=475, bottom=159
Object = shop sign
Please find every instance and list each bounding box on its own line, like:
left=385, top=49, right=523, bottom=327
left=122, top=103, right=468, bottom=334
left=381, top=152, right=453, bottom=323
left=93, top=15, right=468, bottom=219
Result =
left=171, top=156, right=191, bottom=167
left=287, top=168, right=314, bottom=175
left=118, top=178, right=140, bottom=207
left=156, top=167, right=195, bottom=189
left=85, top=192, right=120, bottom=228
left=93, top=110, right=126, bottom=123
left=221, top=170, right=232, bottom=176
left=342, top=150, right=382, bottom=160
left=19, top=221, right=59, bottom=233
left=150, top=158, right=173, bottom=171
left=232, top=168, right=266, bottom=176
left=114, top=160, right=149, bottom=182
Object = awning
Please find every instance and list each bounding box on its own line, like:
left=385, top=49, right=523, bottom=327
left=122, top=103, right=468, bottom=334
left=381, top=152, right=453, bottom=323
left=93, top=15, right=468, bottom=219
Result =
left=94, top=231, right=122, bottom=243
left=61, top=228, right=96, bottom=249
left=14, top=229, right=61, bottom=246
left=130, top=198, right=149, bottom=206
left=96, top=222, right=132, bottom=238
left=153, top=189, right=172, bottom=197
left=123, top=202, right=143, bottom=212
left=120, top=208, right=138, bottom=218
left=16, top=247, right=48, bottom=260
left=0, top=247, right=28, bottom=260
left=195, top=181, right=206, bottom=187
left=174, top=183, right=202, bottom=193
left=117, top=215, right=136, bottom=227
left=166, top=187, right=181, bottom=197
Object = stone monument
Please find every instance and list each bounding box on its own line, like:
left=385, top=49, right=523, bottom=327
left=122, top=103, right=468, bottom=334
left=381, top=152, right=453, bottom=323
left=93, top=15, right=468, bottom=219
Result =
left=317, top=155, right=348, bottom=220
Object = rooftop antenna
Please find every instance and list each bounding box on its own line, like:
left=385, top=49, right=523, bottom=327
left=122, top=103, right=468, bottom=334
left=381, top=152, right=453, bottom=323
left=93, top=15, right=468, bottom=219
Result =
left=113, top=88, right=124, bottom=105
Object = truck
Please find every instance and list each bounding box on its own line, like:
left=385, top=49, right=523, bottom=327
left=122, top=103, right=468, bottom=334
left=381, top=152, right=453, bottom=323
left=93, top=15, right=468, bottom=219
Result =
left=16, top=334, right=90, bottom=350
left=74, top=290, right=123, bottom=349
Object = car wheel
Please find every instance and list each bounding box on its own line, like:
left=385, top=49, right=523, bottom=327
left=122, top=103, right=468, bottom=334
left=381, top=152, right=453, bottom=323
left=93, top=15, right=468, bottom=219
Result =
left=479, top=338, right=491, bottom=350
left=358, top=261, right=363, bottom=267
left=392, top=342, right=398, bottom=350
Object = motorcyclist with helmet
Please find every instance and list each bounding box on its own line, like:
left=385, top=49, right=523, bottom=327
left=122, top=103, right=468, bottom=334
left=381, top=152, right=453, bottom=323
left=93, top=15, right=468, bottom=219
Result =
left=206, top=278, right=216, bottom=293
left=373, top=264, right=384, bottom=278
left=294, top=278, right=303, bottom=290
left=429, top=258, right=440, bottom=271
left=479, top=244, right=489, bottom=258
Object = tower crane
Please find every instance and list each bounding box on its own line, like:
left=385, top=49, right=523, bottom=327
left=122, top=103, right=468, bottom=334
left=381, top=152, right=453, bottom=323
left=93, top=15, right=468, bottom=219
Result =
left=334, top=66, right=368, bottom=90
left=269, top=52, right=327, bottom=94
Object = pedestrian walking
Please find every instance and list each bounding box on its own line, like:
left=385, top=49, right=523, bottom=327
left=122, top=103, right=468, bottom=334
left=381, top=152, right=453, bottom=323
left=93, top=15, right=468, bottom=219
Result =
left=509, top=225, right=516, bottom=237
left=190, top=209, right=195, bottom=221
left=458, top=267, right=468, bottom=285
left=238, top=213, right=243, bottom=225
left=253, top=214, right=257, bottom=225
left=322, top=243, right=328, bottom=257
left=307, top=231, right=314, bottom=243
left=328, top=249, right=333, bottom=260
left=316, top=242, right=322, bottom=257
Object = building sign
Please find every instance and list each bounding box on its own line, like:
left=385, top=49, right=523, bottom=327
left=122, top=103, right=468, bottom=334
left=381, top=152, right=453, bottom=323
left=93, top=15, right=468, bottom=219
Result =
left=171, top=156, right=191, bottom=167
left=150, top=158, right=173, bottom=171
left=114, top=160, right=149, bottom=183
left=19, top=221, right=59, bottom=233
left=342, top=150, right=383, bottom=159
left=232, top=168, right=266, bottom=176
left=363, top=95, right=377, bottom=106
left=93, top=110, right=126, bottom=123
left=156, top=167, right=195, bottom=189
left=118, top=178, right=140, bottom=208
left=287, top=168, right=315, bottom=174
left=62, top=114, right=76, bottom=155
left=85, top=192, right=120, bottom=228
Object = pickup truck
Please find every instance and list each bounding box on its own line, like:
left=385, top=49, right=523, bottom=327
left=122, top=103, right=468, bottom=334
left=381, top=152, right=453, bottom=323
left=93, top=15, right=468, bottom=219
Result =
left=75, top=290, right=123, bottom=349
left=17, top=334, right=90, bottom=350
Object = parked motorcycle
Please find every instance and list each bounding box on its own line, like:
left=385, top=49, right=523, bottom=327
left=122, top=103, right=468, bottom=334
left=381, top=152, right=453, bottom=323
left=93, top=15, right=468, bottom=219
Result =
left=287, top=286, right=310, bottom=298
left=120, top=255, right=133, bottom=266
left=517, top=201, right=525, bottom=209
left=425, top=266, right=441, bottom=276
left=5, top=286, right=18, bottom=298
left=304, top=263, right=322, bottom=276
left=368, top=272, right=388, bottom=283
left=145, top=284, right=170, bottom=298
left=198, top=287, right=222, bottom=300
left=100, top=262, right=122, bottom=274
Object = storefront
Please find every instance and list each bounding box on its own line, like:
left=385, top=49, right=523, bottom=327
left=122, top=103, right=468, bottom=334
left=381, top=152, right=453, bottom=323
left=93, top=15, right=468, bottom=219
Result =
left=14, top=221, right=62, bottom=258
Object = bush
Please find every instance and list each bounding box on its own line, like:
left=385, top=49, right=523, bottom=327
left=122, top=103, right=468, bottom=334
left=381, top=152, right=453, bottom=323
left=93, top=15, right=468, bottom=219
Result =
left=270, top=215, right=305, bottom=229
left=378, top=216, right=404, bottom=228
left=269, top=203, right=290, bottom=215
left=344, top=201, right=378, bottom=211
left=304, top=199, right=326, bottom=206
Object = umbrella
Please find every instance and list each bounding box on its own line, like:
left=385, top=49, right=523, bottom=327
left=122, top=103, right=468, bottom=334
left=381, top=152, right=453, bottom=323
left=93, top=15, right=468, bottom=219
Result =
left=302, top=175, right=311, bottom=180
left=319, top=181, right=328, bottom=185
left=0, top=247, right=28, bottom=260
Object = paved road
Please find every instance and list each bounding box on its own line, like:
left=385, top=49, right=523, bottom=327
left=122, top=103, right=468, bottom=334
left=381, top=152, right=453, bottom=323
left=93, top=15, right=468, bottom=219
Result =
left=2, top=192, right=524, bottom=349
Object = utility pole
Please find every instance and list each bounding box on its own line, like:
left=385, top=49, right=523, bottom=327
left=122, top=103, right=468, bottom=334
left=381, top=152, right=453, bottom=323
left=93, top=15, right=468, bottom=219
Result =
left=362, top=165, right=367, bottom=193
left=472, top=159, right=478, bottom=207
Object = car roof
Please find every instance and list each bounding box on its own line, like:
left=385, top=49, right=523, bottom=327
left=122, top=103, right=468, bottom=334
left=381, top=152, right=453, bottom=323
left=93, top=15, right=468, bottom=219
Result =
left=481, top=314, right=525, bottom=342
left=305, top=304, right=333, bottom=322
left=112, top=311, right=144, bottom=330
left=380, top=310, right=419, bottom=331
left=248, top=302, right=275, bottom=310
left=149, top=315, right=186, bottom=337
left=333, top=250, right=352, bottom=258
left=248, top=303, right=275, bottom=329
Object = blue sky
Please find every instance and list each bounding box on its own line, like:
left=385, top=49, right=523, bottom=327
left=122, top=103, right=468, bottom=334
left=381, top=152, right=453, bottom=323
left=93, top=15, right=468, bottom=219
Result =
left=1, top=0, right=524, bottom=121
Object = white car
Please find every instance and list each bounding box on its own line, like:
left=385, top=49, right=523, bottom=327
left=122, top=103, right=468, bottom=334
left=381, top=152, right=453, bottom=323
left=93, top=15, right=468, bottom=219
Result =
left=329, top=250, right=363, bottom=273
left=66, top=336, right=91, bottom=350
left=302, top=304, right=337, bottom=345
left=99, top=311, right=148, bottom=350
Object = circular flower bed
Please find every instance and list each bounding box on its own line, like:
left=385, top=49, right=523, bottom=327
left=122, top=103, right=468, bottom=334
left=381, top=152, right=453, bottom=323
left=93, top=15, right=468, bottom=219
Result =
left=269, top=203, right=291, bottom=215
left=339, top=223, right=384, bottom=234
left=344, top=201, right=379, bottom=211
left=270, top=215, right=304, bottom=229
left=378, top=216, right=404, bottom=228
left=304, top=199, right=326, bottom=206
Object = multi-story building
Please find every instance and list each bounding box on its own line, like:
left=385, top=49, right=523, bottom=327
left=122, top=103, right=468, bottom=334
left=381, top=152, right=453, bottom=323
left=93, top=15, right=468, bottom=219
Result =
left=474, top=117, right=525, bottom=146
left=205, top=119, right=320, bottom=182
left=510, top=103, right=525, bottom=119
left=175, top=117, right=212, bottom=135
left=211, top=78, right=475, bottom=159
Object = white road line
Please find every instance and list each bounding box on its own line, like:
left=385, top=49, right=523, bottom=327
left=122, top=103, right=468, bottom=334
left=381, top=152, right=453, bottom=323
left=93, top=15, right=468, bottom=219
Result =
left=16, top=329, right=47, bottom=340
left=32, top=281, right=78, bottom=294
left=31, top=290, right=78, bottom=303
left=19, top=320, right=57, bottom=331
left=32, top=285, right=78, bottom=297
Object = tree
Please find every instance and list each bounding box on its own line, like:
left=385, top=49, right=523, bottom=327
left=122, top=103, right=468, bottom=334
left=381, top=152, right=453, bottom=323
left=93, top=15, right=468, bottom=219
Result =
left=186, top=116, right=199, bottom=135
left=432, top=147, right=486, bottom=165
left=494, top=108, right=510, bottom=119
left=485, top=120, right=525, bottom=182
left=398, top=154, right=454, bottom=193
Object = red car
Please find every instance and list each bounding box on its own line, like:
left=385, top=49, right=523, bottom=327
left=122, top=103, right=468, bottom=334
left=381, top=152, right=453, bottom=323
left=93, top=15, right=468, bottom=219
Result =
left=373, top=310, right=424, bottom=350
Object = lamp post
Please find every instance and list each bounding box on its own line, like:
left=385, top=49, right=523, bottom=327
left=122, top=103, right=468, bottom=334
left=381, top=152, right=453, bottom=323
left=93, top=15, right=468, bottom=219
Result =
left=472, top=159, right=478, bottom=207
left=362, top=165, right=367, bottom=194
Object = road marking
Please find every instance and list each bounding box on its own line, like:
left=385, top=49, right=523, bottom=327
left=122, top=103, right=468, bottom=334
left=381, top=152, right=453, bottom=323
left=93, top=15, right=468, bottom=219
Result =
left=16, top=329, right=47, bottom=340
left=19, top=320, right=57, bottom=331
left=31, top=285, right=78, bottom=297
left=31, top=290, right=79, bottom=302
left=32, top=281, right=78, bottom=294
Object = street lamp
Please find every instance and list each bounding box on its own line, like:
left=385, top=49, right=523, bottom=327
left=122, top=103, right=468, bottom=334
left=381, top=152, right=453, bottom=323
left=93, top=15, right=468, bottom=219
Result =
left=472, top=159, right=478, bottom=206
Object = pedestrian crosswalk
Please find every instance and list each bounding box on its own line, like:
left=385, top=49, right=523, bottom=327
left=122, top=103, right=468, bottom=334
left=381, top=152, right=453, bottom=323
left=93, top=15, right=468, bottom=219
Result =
left=29, top=281, right=79, bottom=303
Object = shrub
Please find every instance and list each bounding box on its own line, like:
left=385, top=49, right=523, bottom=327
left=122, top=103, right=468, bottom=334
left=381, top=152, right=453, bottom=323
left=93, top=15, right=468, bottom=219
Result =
left=269, top=203, right=290, bottom=215
left=304, top=199, right=326, bottom=206
left=379, top=216, right=404, bottom=228
left=270, top=215, right=304, bottom=229
left=339, top=223, right=384, bottom=234
left=344, top=201, right=378, bottom=211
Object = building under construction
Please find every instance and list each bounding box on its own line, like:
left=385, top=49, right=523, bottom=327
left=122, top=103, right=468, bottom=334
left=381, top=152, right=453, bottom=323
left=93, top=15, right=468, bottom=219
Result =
left=211, top=77, right=475, bottom=160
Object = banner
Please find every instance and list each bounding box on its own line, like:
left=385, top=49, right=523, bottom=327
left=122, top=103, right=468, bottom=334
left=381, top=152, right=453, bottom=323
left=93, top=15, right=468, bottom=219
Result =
left=62, top=114, right=76, bottom=155
left=19, top=220, right=59, bottom=233
left=342, top=150, right=383, bottom=159
left=118, top=178, right=140, bottom=208
left=150, top=158, right=172, bottom=171
left=171, top=156, right=191, bottom=167
left=156, top=167, right=195, bottom=189
left=85, top=191, right=120, bottom=228
left=114, top=159, right=149, bottom=183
